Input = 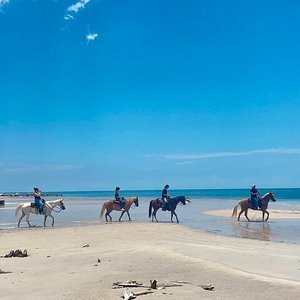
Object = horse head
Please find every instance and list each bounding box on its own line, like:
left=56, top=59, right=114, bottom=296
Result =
left=269, top=192, right=276, bottom=202
left=134, top=196, right=139, bottom=207
left=177, top=196, right=187, bottom=205
left=59, top=200, right=66, bottom=210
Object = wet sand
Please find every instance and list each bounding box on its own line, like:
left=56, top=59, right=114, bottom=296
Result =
left=204, top=209, right=300, bottom=219
left=0, top=223, right=300, bottom=300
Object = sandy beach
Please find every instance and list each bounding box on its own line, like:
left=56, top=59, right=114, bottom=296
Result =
left=1, top=222, right=300, bottom=300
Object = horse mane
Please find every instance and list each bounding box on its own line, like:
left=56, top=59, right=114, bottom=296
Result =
left=47, top=198, right=63, bottom=204
left=261, top=192, right=271, bottom=199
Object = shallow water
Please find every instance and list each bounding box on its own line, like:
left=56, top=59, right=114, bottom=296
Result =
left=1, top=193, right=300, bottom=245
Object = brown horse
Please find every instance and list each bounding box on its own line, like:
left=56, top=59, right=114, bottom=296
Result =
left=232, top=192, right=276, bottom=222
left=100, top=196, right=139, bottom=222
left=148, top=196, right=190, bottom=223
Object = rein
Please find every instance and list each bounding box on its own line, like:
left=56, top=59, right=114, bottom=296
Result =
left=51, top=206, right=63, bottom=213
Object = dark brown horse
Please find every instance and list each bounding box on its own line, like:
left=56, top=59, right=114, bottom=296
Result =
left=148, top=196, right=190, bottom=223
left=232, top=192, right=276, bottom=222
left=100, top=196, right=139, bottom=222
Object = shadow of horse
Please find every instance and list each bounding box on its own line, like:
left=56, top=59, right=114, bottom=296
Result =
left=148, top=196, right=190, bottom=223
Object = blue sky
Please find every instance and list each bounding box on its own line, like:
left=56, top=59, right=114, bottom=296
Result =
left=1, top=0, right=300, bottom=191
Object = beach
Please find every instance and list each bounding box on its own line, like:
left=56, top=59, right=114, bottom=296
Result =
left=1, top=222, right=300, bottom=300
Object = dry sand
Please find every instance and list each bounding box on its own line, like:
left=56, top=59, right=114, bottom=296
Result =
left=0, top=222, right=300, bottom=300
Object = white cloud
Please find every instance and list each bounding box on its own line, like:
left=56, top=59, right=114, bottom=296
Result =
left=86, top=32, right=98, bottom=43
left=0, top=0, right=10, bottom=6
left=67, top=0, right=91, bottom=13
left=150, top=148, right=300, bottom=161
left=64, top=0, right=91, bottom=20
left=4, top=164, right=82, bottom=173
left=0, top=0, right=9, bottom=12
left=64, top=14, right=74, bottom=20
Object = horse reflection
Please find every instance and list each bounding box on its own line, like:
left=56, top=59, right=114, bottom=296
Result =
left=231, top=221, right=271, bottom=241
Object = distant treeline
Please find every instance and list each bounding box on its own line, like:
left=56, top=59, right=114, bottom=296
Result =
left=0, top=193, right=63, bottom=197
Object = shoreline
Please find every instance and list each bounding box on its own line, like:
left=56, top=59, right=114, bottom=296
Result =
left=0, top=223, right=299, bottom=299
left=204, top=209, right=300, bottom=219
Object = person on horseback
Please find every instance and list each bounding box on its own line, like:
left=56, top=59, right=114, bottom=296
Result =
left=34, top=187, right=44, bottom=214
left=115, top=187, right=125, bottom=211
left=250, top=184, right=260, bottom=210
left=161, top=184, right=171, bottom=211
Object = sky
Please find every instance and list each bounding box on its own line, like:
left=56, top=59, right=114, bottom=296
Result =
left=1, top=0, right=300, bottom=192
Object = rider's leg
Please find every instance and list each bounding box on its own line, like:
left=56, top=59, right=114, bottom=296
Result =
left=251, top=196, right=258, bottom=210
left=120, top=199, right=125, bottom=211
left=162, top=198, right=167, bottom=211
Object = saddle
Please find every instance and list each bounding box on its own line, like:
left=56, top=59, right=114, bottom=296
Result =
left=30, top=202, right=45, bottom=214
left=247, top=198, right=262, bottom=210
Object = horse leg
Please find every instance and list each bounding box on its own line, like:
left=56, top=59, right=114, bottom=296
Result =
left=126, top=211, right=132, bottom=221
left=153, top=208, right=158, bottom=222
left=44, top=215, right=47, bottom=227
left=244, top=209, right=250, bottom=222
left=48, top=214, right=55, bottom=226
left=262, top=210, right=265, bottom=222
left=173, top=211, right=179, bottom=223
left=25, top=212, right=32, bottom=227
left=119, top=211, right=125, bottom=221
left=237, top=209, right=244, bottom=221
left=18, top=210, right=25, bottom=227
left=105, top=210, right=112, bottom=222
left=265, top=210, right=270, bottom=221
left=18, top=211, right=25, bottom=227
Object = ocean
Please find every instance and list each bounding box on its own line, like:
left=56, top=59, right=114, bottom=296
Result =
left=1, top=188, right=300, bottom=244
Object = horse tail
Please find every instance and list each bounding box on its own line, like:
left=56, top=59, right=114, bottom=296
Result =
left=148, top=200, right=153, bottom=218
left=231, top=201, right=242, bottom=218
left=100, top=203, right=106, bottom=220
left=15, top=204, right=23, bottom=217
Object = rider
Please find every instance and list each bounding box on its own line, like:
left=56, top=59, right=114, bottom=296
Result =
left=34, top=187, right=44, bottom=214
left=161, top=184, right=171, bottom=211
left=115, top=187, right=125, bottom=211
left=250, top=184, right=260, bottom=210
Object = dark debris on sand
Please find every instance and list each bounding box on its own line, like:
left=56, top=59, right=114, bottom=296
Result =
left=1, top=249, right=28, bottom=258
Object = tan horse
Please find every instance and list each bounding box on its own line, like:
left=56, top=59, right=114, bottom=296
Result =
left=100, top=196, right=139, bottom=222
left=232, top=192, right=276, bottom=222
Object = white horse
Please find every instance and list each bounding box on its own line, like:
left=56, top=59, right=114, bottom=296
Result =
left=15, top=199, right=66, bottom=227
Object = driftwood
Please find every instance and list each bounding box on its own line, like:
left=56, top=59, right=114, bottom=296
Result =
left=117, top=279, right=215, bottom=298
left=133, top=290, right=154, bottom=296
left=122, top=289, right=154, bottom=299
left=113, top=281, right=145, bottom=289
left=0, top=269, right=12, bottom=274
left=122, top=290, right=135, bottom=300
left=150, top=279, right=157, bottom=289
left=1, top=249, right=28, bottom=258
left=199, top=284, right=214, bottom=291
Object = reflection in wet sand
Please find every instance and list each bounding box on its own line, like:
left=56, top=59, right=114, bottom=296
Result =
left=231, top=221, right=271, bottom=241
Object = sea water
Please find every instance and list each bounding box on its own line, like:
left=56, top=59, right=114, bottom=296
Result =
left=1, top=188, right=300, bottom=244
